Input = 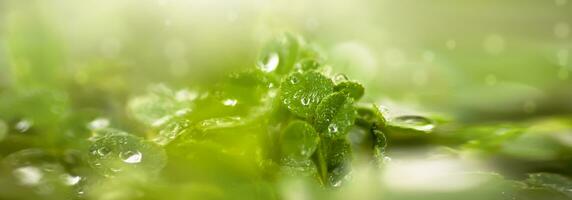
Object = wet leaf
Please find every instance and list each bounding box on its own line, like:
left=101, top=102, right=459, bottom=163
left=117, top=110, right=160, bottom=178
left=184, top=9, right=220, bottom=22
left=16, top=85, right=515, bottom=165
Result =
left=526, top=173, right=572, bottom=197
left=88, top=129, right=166, bottom=176
left=280, top=121, right=319, bottom=162
left=315, top=92, right=356, bottom=138
left=279, top=71, right=334, bottom=119
left=334, top=81, right=365, bottom=100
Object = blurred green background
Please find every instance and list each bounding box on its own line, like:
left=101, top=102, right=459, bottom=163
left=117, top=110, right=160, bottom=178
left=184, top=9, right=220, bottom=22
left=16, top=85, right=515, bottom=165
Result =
left=2, top=0, right=571, bottom=121
left=1, top=0, right=572, bottom=199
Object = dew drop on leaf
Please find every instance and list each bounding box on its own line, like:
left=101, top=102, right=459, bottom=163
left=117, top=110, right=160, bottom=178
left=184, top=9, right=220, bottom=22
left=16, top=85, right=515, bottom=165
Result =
left=15, top=119, right=33, bottom=133
left=389, top=115, right=435, bottom=133
left=88, top=130, right=166, bottom=176
left=258, top=52, right=280, bottom=73
left=280, top=72, right=334, bottom=118
left=120, top=150, right=143, bottom=164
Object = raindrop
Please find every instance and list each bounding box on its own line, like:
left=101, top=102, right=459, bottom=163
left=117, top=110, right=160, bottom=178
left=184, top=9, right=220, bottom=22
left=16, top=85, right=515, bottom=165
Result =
left=175, top=89, right=198, bottom=101
left=333, top=74, right=349, bottom=84
left=15, top=119, right=33, bottom=133
left=13, top=166, right=43, bottom=186
left=96, top=147, right=111, bottom=157
left=62, top=174, right=81, bottom=186
left=289, top=76, right=299, bottom=84
left=391, top=115, right=435, bottom=132
left=383, top=156, right=392, bottom=163
left=222, top=99, right=238, bottom=107
left=258, top=52, right=279, bottom=73
left=446, top=40, right=457, bottom=50
left=328, top=123, right=339, bottom=133
left=301, top=97, right=310, bottom=106
left=120, top=151, right=143, bottom=164
left=554, top=22, right=570, bottom=39
left=483, top=34, right=506, bottom=55
left=88, top=118, right=110, bottom=130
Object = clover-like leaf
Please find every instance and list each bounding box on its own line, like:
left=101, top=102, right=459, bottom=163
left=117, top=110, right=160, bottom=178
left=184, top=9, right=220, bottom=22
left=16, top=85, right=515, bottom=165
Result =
left=127, top=84, right=194, bottom=126
left=324, top=138, right=352, bottom=187
left=280, top=121, right=319, bottom=162
left=88, top=129, right=167, bottom=176
left=279, top=71, right=334, bottom=119
left=315, top=92, right=356, bottom=138
left=258, top=33, right=301, bottom=74
left=334, top=81, right=365, bottom=100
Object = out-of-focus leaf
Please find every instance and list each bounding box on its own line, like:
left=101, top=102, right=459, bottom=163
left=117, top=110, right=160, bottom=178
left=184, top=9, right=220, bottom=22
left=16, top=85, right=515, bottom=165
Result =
left=334, top=81, right=365, bottom=100
left=88, top=129, right=166, bottom=176
left=280, top=121, right=319, bottom=162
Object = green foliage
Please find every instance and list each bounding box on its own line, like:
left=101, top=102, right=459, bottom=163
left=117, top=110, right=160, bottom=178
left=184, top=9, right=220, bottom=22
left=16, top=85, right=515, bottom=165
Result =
left=279, top=71, right=334, bottom=119
left=2, top=31, right=572, bottom=200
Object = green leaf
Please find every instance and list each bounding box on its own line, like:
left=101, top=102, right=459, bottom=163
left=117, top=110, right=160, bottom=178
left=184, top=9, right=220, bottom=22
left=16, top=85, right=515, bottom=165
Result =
left=324, top=138, right=352, bottom=187
left=315, top=92, right=356, bottom=138
left=258, top=33, right=301, bottom=74
left=279, top=71, right=334, bottom=119
left=280, top=121, right=319, bottom=162
left=334, top=81, right=365, bottom=100
left=127, top=84, right=193, bottom=126
left=88, top=129, right=167, bottom=176
left=294, top=58, right=323, bottom=72
left=526, top=173, right=572, bottom=197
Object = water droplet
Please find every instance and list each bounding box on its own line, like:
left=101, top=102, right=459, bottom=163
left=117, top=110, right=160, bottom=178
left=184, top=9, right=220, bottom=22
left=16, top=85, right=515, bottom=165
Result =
left=301, top=97, right=310, bottom=106
left=383, top=156, right=392, bottom=163
left=392, top=115, right=435, bottom=132
left=152, top=115, right=173, bottom=127
left=483, top=34, right=506, bottom=55
left=175, top=89, right=198, bottom=101
left=258, top=52, right=279, bottom=72
left=120, top=151, right=143, bottom=164
left=15, top=119, right=33, bottom=133
left=333, top=74, right=349, bottom=84
left=13, top=166, right=43, bottom=186
left=328, top=123, right=339, bottom=133
left=222, top=98, right=238, bottom=106
left=96, top=147, right=111, bottom=157
left=88, top=118, right=110, bottom=130
left=61, top=174, right=81, bottom=186
left=554, top=22, right=570, bottom=39
left=446, top=40, right=457, bottom=50
left=289, top=76, right=299, bottom=84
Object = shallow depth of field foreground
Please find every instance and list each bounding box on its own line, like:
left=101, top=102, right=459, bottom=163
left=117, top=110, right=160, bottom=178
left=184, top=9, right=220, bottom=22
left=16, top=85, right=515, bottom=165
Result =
left=1, top=0, right=572, bottom=200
